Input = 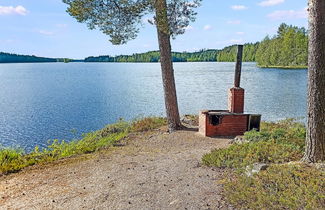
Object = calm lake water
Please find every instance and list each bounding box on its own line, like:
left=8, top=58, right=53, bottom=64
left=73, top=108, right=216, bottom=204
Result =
left=0, top=62, right=307, bottom=150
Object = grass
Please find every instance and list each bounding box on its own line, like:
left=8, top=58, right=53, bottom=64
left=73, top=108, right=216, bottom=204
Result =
left=202, top=118, right=325, bottom=209
left=0, top=117, right=167, bottom=175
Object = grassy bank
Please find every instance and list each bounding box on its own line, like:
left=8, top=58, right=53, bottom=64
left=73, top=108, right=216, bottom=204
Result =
left=0, top=117, right=166, bottom=175
left=202, top=119, right=325, bottom=209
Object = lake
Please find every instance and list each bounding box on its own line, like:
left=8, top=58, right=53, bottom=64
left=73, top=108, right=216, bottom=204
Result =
left=0, top=62, right=307, bottom=150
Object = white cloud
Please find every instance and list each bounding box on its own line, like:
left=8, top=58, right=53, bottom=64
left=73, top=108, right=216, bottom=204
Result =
left=39, top=30, right=54, bottom=36
left=231, top=5, right=248, bottom=10
left=267, top=8, right=307, bottom=20
left=0, top=5, right=28, bottom=15
left=258, top=0, right=285, bottom=7
left=236, top=32, right=245, bottom=35
left=203, top=25, right=212, bottom=30
left=227, top=20, right=241, bottom=25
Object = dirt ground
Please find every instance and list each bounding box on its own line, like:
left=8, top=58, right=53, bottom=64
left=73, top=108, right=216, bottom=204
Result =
left=0, top=128, right=233, bottom=210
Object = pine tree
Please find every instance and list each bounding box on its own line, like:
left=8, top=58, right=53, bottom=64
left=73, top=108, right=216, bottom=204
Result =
left=63, top=0, right=201, bottom=132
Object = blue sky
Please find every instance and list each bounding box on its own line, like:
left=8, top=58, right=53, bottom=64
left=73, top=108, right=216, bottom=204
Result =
left=0, top=0, right=307, bottom=59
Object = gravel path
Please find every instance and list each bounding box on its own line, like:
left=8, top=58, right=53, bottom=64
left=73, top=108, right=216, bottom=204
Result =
left=0, top=129, right=233, bottom=209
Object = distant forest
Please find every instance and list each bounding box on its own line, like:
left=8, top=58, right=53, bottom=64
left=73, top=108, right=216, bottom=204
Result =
left=0, top=52, right=57, bottom=63
left=84, top=50, right=218, bottom=62
left=217, top=43, right=259, bottom=62
left=0, top=52, right=75, bottom=63
left=0, top=23, right=308, bottom=68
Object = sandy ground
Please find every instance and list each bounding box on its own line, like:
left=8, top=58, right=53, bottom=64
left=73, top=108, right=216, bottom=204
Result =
left=0, top=128, right=233, bottom=210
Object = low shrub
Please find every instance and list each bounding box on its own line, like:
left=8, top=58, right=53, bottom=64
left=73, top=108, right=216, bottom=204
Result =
left=131, top=117, right=167, bottom=132
left=99, top=120, right=130, bottom=137
left=244, top=118, right=306, bottom=149
left=202, top=120, right=325, bottom=209
left=0, top=125, right=128, bottom=175
left=202, top=140, right=302, bottom=169
left=224, top=164, right=325, bottom=209
left=202, top=119, right=305, bottom=169
left=0, top=148, right=26, bottom=173
left=0, top=117, right=168, bottom=175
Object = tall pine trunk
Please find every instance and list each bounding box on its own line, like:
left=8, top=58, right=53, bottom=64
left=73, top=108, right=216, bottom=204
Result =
left=155, top=0, right=182, bottom=132
left=303, top=0, right=325, bottom=162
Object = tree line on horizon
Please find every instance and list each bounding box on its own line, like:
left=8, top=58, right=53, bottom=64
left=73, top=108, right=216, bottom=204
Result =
left=85, top=23, right=308, bottom=67
left=0, top=52, right=76, bottom=63
left=216, top=43, right=259, bottom=62
left=0, top=23, right=308, bottom=67
left=84, top=49, right=218, bottom=62
left=0, top=52, right=57, bottom=63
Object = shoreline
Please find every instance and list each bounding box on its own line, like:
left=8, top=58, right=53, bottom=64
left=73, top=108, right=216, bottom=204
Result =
left=257, top=65, right=307, bottom=69
left=0, top=61, right=308, bottom=69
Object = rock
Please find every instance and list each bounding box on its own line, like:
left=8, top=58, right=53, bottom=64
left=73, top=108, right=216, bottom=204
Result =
left=245, top=163, right=269, bottom=177
left=230, top=136, right=249, bottom=144
left=181, top=115, right=198, bottom=126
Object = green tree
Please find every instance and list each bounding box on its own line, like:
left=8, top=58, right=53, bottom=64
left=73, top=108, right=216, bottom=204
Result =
left=303, top=0, right=325, bottom=162
left=63, top=0, right=201, bottom=131
left=277, top=23, right=289, bottom=38
left=255, top=24, right=308, bottom=68
left=217, top=43, right=259, bottom=62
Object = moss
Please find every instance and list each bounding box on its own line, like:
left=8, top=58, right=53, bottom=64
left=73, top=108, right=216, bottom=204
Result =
left=224, top=164, right=325, bottom=209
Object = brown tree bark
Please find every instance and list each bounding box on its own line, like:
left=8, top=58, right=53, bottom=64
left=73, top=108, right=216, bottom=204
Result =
left=154, top=0, right=182, bottom=132
left=303, top=0, right=325, bottom=162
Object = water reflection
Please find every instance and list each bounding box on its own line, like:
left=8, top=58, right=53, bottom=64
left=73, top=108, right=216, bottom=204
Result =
left=0, top=62, right=307, bottom=150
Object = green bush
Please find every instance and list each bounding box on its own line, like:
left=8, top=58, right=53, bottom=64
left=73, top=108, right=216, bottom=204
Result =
left=224, top=164, right=325, bottom=209
left=0, top=148, right=27, bottom=173
left=202, top=140, right=302, bottom=169
left=131, top=117, right=167, bottom=132
left=99, top=120, right=130, bottom=137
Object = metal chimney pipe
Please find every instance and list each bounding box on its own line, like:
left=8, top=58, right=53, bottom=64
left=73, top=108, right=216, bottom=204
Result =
left=234, top=45, right=243, bottom=88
